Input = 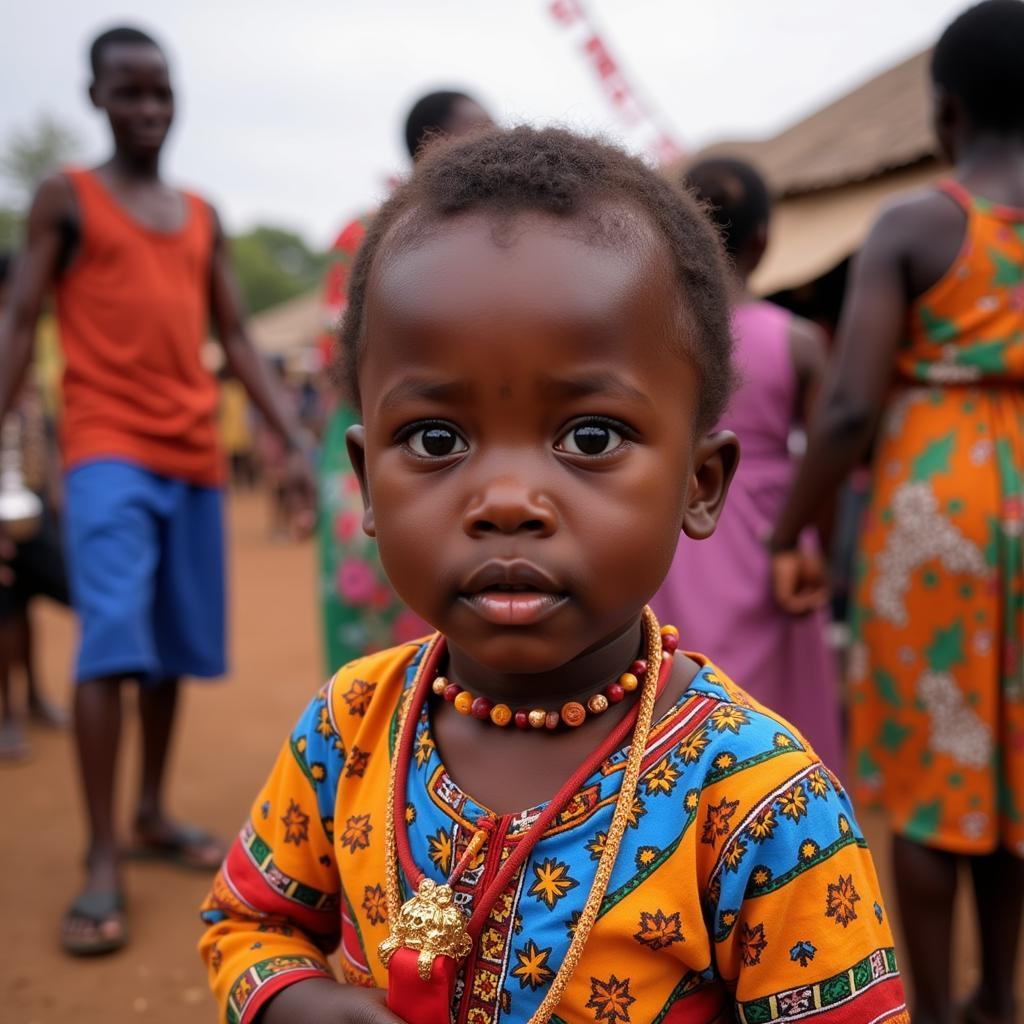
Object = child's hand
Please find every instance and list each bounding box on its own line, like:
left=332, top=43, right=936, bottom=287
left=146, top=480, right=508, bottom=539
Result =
left=261, top=977, right=407, bottom=1024
left=771, top=548, right=830, bottom=615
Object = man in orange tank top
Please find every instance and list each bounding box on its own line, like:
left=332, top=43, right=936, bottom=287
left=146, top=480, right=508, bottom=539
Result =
left=0, top=26, right=316, bottom=955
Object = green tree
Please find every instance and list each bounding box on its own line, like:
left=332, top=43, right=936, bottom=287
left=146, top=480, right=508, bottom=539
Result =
left=230, top=225, right=327, bottom=315
left=0, top=113, right=80, bottom=251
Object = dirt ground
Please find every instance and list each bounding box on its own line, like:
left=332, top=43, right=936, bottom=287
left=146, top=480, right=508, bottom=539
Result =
left=0, top=491, right=1017, bottom=1022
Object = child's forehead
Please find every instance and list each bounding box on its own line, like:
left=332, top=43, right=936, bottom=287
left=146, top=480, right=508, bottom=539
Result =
left=367, top=205, right=676, bottom=329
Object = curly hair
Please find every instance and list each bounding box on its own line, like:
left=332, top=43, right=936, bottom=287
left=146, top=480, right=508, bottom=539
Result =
left=336, top=125, right=736, bottom=429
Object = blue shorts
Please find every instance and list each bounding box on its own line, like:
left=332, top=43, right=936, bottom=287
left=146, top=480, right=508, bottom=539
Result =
left=64, top=459, right=226, bottom=683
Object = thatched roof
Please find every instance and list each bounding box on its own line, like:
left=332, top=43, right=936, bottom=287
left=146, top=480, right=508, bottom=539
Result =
left=671, top=49, right=947, bottom=292
left=247, top=290, right=323, bottom=355
left=684, top=49, right=938, bottom=198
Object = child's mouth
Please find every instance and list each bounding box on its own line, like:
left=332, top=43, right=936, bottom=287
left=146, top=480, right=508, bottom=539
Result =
left=459, top=562, right=569, bottom=626
left=461, top=588, right=568, bottom=626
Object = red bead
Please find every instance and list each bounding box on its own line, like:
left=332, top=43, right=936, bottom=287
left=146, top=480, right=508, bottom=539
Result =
left=605, top=682, right=625, bottom=703
left=514, top=709, right=530, bottom=729
left=545, top=710, right=561, bottom=730
left=443, top=683, right=462, bottom=702
left=631, top=659, right=647, bottom=677
left=661, top=631, right=679, bottom=654
left=470, top=696, right=493, bottom=720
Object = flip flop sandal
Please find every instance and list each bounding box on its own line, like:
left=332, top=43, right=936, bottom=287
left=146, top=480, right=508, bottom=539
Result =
left=126, top=823, right=225, bottom=871
left=60, top=889, right=128, bottom=957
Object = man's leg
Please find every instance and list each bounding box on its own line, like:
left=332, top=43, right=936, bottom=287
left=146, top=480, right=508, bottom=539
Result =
left=22, top=607, right=68, bottom=726
left=0, top=613, right=27, bottom=759
left=60, top=675, right=127, bottom=953
left=129, top=677, right=224, bottom=867
left=892, top=833, right=958, bottom=1024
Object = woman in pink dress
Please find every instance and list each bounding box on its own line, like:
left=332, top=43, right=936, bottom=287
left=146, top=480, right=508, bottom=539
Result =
left=652, top=157, right=843, bottom=771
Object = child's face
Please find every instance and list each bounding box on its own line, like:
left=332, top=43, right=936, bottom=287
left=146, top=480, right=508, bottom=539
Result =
left=349, top=208, right=736, bottom=674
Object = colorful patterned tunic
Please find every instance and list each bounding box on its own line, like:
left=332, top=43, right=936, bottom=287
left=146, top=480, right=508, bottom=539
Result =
left=849, top=179, right=1024, bottom=856
left=199, top=641, right=907, bottom=1024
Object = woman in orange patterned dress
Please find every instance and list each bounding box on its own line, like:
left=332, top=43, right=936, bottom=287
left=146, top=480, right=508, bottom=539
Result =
left=770, top=4, right=1024, bottom=1022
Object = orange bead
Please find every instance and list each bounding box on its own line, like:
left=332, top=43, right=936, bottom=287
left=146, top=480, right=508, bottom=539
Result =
left=454, top=691, right=474, bottom=715
left=431, top=676, right=449, bottom=696
left=661, top=624, right=679, bottom=638
left=587, top=693, right=609, bottom=714
left=619, top=671, right=639, bottom=692
left=490, top=703, right=513, bottom=727
left=528, top=709, right=547, bottom=729
left=560, top=701, right=586, bottom=728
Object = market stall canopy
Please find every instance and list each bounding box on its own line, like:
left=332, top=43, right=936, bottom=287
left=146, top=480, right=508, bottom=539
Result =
left=670, top=50, right=948, bottom=294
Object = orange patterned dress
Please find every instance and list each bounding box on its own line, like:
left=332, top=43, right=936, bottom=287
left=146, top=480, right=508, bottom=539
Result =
left=850, top=179, right=1024, bottom=856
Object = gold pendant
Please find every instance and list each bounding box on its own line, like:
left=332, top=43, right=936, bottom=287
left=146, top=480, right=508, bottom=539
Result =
left=378, top=879, right=473, bottom=981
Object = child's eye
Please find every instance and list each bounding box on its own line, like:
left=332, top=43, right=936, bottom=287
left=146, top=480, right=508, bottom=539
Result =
left=404, top=424, right=468, bottom=458
left=555, top=420, right=626, bottom=457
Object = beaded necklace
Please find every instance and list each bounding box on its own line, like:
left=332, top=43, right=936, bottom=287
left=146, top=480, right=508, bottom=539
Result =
left=380, top=606, right=671, bottom=1024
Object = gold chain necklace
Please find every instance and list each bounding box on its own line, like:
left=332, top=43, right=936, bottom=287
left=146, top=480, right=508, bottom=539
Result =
left=382, top=607, right=666, bottom=1024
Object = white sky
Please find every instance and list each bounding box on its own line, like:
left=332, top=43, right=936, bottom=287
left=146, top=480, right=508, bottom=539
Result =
left=2, top=0, right=966, bottom=248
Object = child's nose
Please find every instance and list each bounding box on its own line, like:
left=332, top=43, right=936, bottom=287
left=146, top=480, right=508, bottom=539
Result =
left=463, top=478, right=556, bottom=537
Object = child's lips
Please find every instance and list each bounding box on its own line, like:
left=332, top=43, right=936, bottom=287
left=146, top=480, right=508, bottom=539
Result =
left=460, top=589, right=568, bottom=626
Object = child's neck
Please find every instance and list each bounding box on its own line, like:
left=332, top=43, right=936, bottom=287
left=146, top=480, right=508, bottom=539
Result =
left=446, top=616, right=643, bottom=706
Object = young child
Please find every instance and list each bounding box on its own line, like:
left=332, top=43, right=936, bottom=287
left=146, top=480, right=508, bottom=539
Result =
left=652, top=158, right=842, bottom=773
left=199, top=128, right=907, bottom=1024
left=771, top=3, right=1024, bottom=1022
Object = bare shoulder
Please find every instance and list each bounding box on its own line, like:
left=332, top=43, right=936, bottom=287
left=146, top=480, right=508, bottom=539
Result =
left=786, top=312, right=828, bottom=378
left=30, top=172, right=76, bottom=222
left=868, top=187, right=964, bottom=254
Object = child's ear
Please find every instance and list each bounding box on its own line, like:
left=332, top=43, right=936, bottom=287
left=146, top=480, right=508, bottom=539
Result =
left=681, top=430, right=740, bottom=540
left=345, top=424, right=376, bottom=537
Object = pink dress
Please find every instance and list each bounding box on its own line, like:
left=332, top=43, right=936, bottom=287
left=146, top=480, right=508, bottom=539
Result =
left=652, top=300, right=844, bottom=771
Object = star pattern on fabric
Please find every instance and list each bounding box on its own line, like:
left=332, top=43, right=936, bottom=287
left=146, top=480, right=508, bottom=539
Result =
left=709, top=705, right=749, bottom=734
left=529, top=857, right=579, bottom=909
left=643, top=757, right=680, bottom=796
left=701, top=795, right=739, bottom=847
left=807, top=769, right=830, bottom=798
left=826, top=874, right=861, bottom=928
left=427, top=827, right=453, bottom=875
left=342, top=678, right=376, bottom=717
left=281, top=799, right=310, bottom=846
left=677, top=727, right=710, bottom=764
left=724, top=838, right=748, bottom=873
left=586, top=974, right=636, bottom=1023
left=345, top=746, right=371, bottom=778
left=511, top=939, right=554, bottom=990
left=339, top=813, right=372, bottom=852
left=747, top=805, right=777, bottom=843
left=739, top=921, right=768, bottom=966
left=634, top=909, right=684, bottom=950
left=413, top=727, right=435, bottom=769
left=361, top=884, right=387, bottom=926
left=777, top=783, right=809, bottom=822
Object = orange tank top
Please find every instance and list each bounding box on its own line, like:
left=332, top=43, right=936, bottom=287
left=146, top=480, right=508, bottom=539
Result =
left=55, top=168, right=222, bottom=485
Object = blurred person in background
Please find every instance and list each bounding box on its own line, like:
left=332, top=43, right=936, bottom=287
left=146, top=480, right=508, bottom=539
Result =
left=771, top=3, right=1024, bottom=1021
left=317, top=90, right=492, bottom=672
left=0, top=252, right=70, bottom=761
left=0, top=26, right=316, bottom=955
left=651, top=157, right=843, bottom=772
